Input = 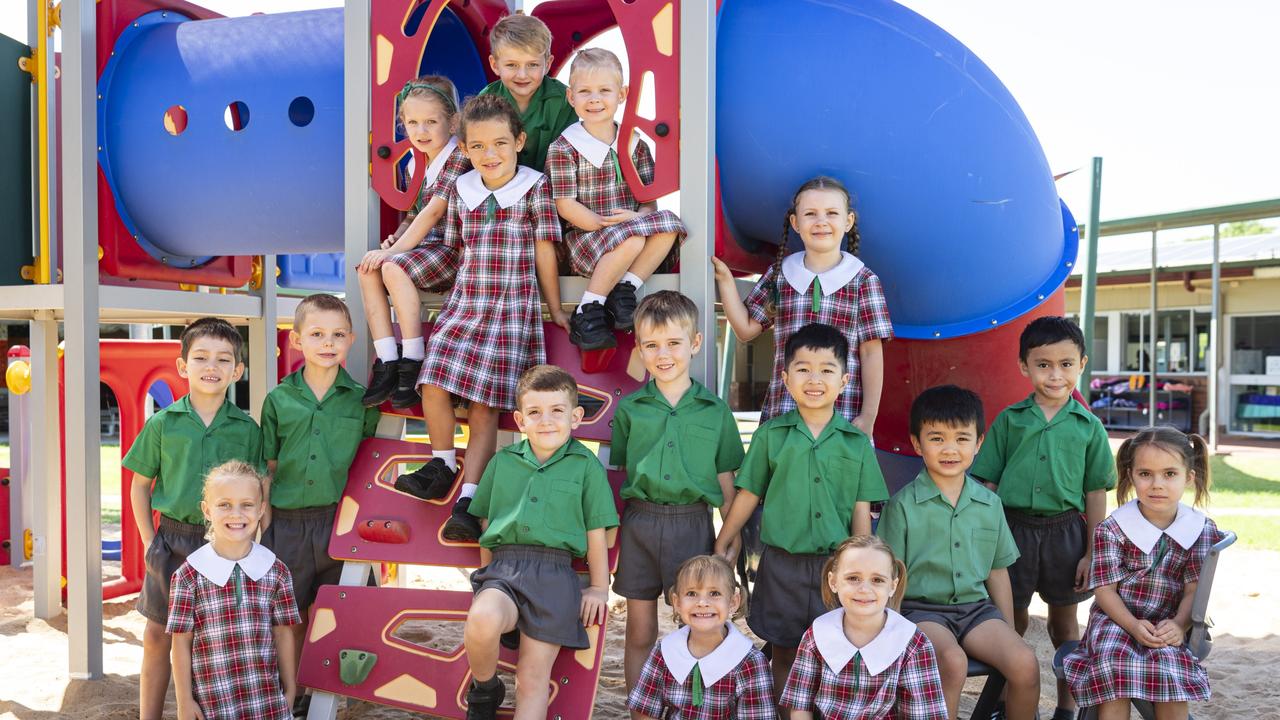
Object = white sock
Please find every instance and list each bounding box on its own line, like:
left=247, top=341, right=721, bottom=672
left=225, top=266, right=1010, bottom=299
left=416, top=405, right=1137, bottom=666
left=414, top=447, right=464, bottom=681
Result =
left=577, top=291, right=607, bottom=313
left=373, top=337, right=399, bottom=363
left=432, top=449, right=457, bottom=472
left=402, top=336, right=425, bottom=361
left=459, top=482, right=477, bottom=499
left=621, top=272, right=643, bottom=289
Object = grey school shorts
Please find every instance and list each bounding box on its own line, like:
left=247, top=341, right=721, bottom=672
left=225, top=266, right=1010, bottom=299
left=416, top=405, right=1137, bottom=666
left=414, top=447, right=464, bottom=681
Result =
left=260, top=504, right=342, bottom=610
left=1005, top=508, right=1091, bottom=608
left=470, top=545, right=589, bottom=650
left=747, top=544, right=829, bottom=648
left=137, top=515, right=207, bottom=624
left=900, top=599, right=1006, bottom=643
left=612, top=500, right=715, bottom=602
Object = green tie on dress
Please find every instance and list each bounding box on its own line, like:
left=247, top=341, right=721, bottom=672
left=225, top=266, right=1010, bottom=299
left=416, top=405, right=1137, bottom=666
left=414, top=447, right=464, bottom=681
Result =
left=232, top=564, right=244, bottom=607
left=812, top=275, right=823, bottom=313
left=484, top=194, right=498, bottom=223
left=610, top=148, right=625, bottom=186
left=690, top=662, right=705, bottom=707
left=1150, top=535, right=1170, bottom=570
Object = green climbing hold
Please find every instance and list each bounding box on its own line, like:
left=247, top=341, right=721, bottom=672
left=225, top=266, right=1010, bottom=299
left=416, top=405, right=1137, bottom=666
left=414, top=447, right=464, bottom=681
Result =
left=338, top=649, right=378, bottom=686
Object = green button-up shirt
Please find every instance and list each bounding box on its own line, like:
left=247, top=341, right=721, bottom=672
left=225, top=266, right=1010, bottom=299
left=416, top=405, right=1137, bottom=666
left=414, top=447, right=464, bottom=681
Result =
left=480, top=77, right=578, bottom=172
left=877, top=471, right=1020, bottom=605
left=122, top=395, right=264, bottom=525
left=611, top=380, right=745, bottom=507
left=469, top=438, right=620, bottom=556
left=970, top=393, right=1116, bottom=515
left=260, top=367, right=380, bottom=509
left=736, top=410, right=888, bottom=555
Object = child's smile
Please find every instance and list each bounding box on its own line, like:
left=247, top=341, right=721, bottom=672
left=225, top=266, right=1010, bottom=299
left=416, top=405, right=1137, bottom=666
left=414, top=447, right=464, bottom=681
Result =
left=782, top=347, right=849, bottom=411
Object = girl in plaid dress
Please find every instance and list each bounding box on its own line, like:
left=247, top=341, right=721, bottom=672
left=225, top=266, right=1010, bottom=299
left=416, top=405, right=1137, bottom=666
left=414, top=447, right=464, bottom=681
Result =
left=358, top=77, right=472, bottom=410
left=408, top=94, right=567, bottom=543
left=1063, top=427, right=1225, bottom=718
left=628, top=555, right=774, bottom=719
left=713, top=176, right=892, bottom=435
left=168, top=461, right=302, bottom=720
left=547, top=49, right=686, bottom=351
left=782, top=536, right=947, bottom=720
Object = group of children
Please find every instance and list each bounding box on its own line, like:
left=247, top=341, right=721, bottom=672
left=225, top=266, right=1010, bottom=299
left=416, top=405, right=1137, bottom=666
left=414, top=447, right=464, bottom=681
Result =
left=122, top=10, right=1227, bottom=720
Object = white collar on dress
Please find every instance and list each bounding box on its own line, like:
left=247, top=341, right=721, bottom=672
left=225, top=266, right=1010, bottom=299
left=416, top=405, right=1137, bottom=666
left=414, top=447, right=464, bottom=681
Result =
left=422, top=136, right=459, bottom=187
left=782, top=251, right=865, bottom=295
left=455, top=166, right=543, bottom=212
left=1112, top=499, right=1206, bottom=553
left=560, top=121, right=640, bottom=169
left=659, top=622, right=755, bottom=688
left=811, top=607, right=916, bottom=676
left=186, top=542, right=276, bottom=586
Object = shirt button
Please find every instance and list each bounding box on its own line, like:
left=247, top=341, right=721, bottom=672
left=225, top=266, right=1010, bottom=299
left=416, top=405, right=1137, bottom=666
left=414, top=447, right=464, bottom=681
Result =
left=814, top=512, right=822, bottom=518
left=1035, top=487, right=1042, bottom=493
left=670, top=410, right=677, bottom=416
left=537, top=467, right=544, bottom=472
left=310, top=454, right=316, bottom=460
left=314, top=429, right=321, bottom=436
left=813, top=476, right=821, bottom=483
left=955, top=571, right=961, bottom=577
left=530, top=497, right=538, bottom=503
left=663, top=474, right=671, bottom=481
left=667, top=441, right=674, bottom=447
left=1040, top=455, right=1047, bottom=461
left=954, top=542, right=960, bottom=548
left=522, top=525, right=530, bottom=532
left=307, top=480, right=313, bottom=485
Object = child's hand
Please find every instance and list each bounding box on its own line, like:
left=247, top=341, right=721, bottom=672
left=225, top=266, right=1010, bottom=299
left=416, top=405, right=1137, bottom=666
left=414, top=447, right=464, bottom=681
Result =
left=358, top=249, right=393, bottom=274
left=1128, top=619, right=1166, bottom=648
left=283, top=685, right=297, bottom=710
left=1153, top=619, right=1185, bottom=646
left=580, top=586, right=608, bottom=627
left=1074, top=554, right=1091, bottom=592
left=852, top=414, right=875, bottom=437
left=713, top=537, right=739, bottom=565
left=600, top=209, right=641, bottom=225
left=710, top=256, right=733, bottom=282
left=550, top=307, right=571, bottom=332
left=177, top=697, right=206, bottom=720
left=381, top=234, right=397, bottom=250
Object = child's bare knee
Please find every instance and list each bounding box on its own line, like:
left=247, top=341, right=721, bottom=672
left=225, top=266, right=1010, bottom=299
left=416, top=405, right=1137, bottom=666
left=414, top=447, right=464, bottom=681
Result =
left=1006, top=643, right=1040, bottom=688
left=938, top=644, right=969, bottom=681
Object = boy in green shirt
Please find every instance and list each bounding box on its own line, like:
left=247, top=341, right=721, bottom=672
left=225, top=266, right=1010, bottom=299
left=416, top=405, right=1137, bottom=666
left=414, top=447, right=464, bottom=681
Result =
left=610, top=291, right=745, bottom=697
left=463, top=364, right=619, bottom=720
left=877, top=385, right=1040, bottom=720
left=715, top=322, right=889, bottom=700
left=478, top=13, right=577, bottom=172
left=124, top=317, right=264, bottom=720
left=969, top=315, right=1115, bottom=720
left=259, top=294, right=380, bottom=679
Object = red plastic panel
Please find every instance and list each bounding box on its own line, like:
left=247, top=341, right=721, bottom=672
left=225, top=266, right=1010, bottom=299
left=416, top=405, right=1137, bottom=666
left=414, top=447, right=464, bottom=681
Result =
left=530, top=0, right=616, bottom=77
left=0, top=468, right=10, bottom=566
left=299, top=585, right=608, bottom=718
left=875, top=289, right=1067, bottom=455
left=329, top=438, right=623, bottom=572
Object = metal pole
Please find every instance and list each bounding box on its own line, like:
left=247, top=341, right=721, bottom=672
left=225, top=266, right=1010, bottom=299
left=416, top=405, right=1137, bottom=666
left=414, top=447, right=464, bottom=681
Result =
left=61, top=0, right=103, bottom=679
left=1080, top=157, right=1102, bottom=397
left=28, top=312, right=61, bottom=617
left=719, top=322, right=736, bottom=401
left=679, top=0, right=717, bottom=385
left=249, top=255, right=279, bottom=420
left=1209, top=223, right=1221, bottom=449
left=342, top=0, right=378, bottom=386
left=1148, top=229, right=1157, bottom=424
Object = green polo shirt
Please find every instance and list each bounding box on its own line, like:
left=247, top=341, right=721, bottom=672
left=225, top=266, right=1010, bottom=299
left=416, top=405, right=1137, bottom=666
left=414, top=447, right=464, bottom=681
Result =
left=970, top=393, right=1116, bottom=516
left=611, top=380, right=745, bottom=507
left=260, top=367, right=381, bottom=509
left=736, top=410, right=888, bottom=555
left=469, top=437, right=620, bottom=556
left=122, top=395, right=264, bottom=525
left=480, top=77, right=577, bottom=172
left=877, top=471, right=1020, bottom=605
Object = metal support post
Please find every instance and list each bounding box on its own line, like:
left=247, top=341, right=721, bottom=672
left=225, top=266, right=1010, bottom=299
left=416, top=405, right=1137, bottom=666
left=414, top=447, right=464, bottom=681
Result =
left=1148, top=230, right=1157, bottom=422
left=1080, top=157, right=1102, bottom=398
left=249, top=254, right=279, bottom=419
left=343, top=0, right=378, bottom=387
left=1209, top=223, right=1221, bottom=450
left=28, top=313, right=61, bottom=616
left=678, top=0, right=717, bottom=386
left=718, top=322, right=736, bottom=401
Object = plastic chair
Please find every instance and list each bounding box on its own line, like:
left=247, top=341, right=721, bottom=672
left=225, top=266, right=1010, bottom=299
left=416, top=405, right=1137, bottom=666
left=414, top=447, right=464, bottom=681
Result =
left=967, top=658, right=1006, bottom=719
left=1052, top=531, right=1237, bottom=720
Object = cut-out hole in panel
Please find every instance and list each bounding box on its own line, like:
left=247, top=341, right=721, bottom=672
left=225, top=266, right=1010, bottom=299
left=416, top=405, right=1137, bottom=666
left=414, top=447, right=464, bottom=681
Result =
left=224, top=100, right=250, bottom=131
left=163, top=105, right=188, bottom=136
left=577, top=389, right=608, bottom=422
left=395, top=147, right=414, bottom=193
left=389, top=618, right=464, bottom=656
left=634, top=71, right=656, bottom=121
left=289, top=96, right=315, bottom=127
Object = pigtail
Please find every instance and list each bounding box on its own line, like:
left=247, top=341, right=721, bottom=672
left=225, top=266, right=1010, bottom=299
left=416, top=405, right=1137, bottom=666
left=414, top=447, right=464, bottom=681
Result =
left=889, top=558, right=908, bottom=611
left=847, top=214, right=862, bottom=257
left=1114, top=436, right=1136, bottom=504
left=1186, top=433, right=1212, bottom=507
left=766, top=211, right=793, bottom=316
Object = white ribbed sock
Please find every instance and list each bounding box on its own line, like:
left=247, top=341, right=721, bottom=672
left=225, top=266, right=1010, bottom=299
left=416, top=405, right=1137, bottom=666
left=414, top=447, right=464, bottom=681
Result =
left=459, top=482, right=478, bottom=499
left=373, top=337, right=399, bottom=363
left=401, top=336, right=426, bottom=361
left=432, top=449, right=457, bottom=472
left=577, top=291, right=607, bottom=314
left=620, top=272, right=643, bottom=289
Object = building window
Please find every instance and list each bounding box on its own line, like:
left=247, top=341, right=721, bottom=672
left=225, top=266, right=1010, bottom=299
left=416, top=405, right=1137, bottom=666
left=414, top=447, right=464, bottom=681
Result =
left=1229, top=314, right=1280, bottom=436
left=1120, top=309, right=1208, bottom=374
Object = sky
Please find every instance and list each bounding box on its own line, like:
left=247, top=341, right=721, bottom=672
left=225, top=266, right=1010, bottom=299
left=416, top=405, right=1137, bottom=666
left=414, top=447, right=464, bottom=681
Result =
left=3, top=0, right=1277, bottom=233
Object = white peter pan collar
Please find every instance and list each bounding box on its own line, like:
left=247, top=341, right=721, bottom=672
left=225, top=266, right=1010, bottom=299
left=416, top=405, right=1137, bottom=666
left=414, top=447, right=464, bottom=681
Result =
left=782, top=251, right=865, bottom=295
left=422, top=136, right=459, bottom=188
left=455, top=166, right=543, bottom=212
left=660, top=623, right=755, bottom=688
left=186, top=542, right=277, bottom=586
left=1112, top=499, right=1206, bottom=553
left=560, top=121, right=640, bottom=169
left=812, top=607, right=916, bottom=676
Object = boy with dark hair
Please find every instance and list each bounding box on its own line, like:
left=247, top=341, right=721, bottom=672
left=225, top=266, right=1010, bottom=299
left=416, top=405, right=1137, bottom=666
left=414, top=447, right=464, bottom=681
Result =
left=970, top=315, right=1115, bottom=720
left=878, top=384, right=1040, bottom=719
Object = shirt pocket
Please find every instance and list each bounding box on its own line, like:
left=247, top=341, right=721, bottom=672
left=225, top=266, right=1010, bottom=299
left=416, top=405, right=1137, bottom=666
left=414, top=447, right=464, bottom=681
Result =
left=325, top=417, right=364, bottom=470
left=681, top=425, right=720, bottom=480
left=546, top=476, right=586, bottom=536
left=972, top=527, right=999, bottom=575
left=824, top=454, right=864, bottom=490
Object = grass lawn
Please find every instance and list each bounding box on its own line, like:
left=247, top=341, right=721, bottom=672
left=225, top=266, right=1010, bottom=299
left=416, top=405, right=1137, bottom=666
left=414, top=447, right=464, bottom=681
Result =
left=1208, top=453, right=1280, bottom=509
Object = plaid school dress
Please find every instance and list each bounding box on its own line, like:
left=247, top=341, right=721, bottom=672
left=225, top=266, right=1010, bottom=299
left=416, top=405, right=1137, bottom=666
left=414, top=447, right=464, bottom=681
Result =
left=628, top=623, right=775, bottom=720
left=417, top=166, right=561, bottom=410
left=1063, top=502, right=1224, bottom=706
left=743, top=252, right=894, bottom=422
left=386, top=138, right=472, bottom=292
left=546, top=122, right=686, bottom=276
left=167, top=543, right=302, bottom=720
left=781, top=608, right=948, bottom=720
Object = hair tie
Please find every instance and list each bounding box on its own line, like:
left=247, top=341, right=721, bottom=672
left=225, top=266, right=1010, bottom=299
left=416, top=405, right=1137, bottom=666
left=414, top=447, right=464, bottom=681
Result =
left=397, top=81, right=457, bottom=114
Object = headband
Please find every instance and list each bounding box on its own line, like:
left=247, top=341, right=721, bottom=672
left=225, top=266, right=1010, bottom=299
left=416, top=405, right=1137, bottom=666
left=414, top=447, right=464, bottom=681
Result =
left=397, top=81, right=457, bottom=115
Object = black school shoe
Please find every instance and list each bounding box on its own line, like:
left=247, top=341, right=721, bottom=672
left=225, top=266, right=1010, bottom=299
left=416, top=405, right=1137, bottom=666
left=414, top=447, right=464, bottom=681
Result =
left=291, top=693, right=311, bottom=718
left=393, top=458, right=456, bottom=501
left=569, top=301, right=617, bottom=351
left=443, top=496, right=482, bottom=542
left=361, top=358, right=398, bottom=407
left=464, top=676, right=505, bottom=720
left=389, top=357, right=423, bottom=409
left=603, top=281, right=639, bottom=331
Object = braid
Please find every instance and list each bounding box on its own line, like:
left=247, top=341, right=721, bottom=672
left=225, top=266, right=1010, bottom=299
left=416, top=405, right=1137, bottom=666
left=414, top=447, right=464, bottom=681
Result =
left=766, top=208, right=793, bottom=315
left=847, top=217, right=861, bottom=256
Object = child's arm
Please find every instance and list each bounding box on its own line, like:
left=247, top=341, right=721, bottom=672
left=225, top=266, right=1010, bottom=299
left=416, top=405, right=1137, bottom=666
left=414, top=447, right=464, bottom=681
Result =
left=854, top=339, right=884, bottom=437
left=1076, top=488, right=1108, bottom=591
left=714, top=489, right=760, bottom=563
left=273, top=624, right=299, bottom=708
left=851, top=500, right=873, bottom=537
left=554, top=197, right=606, bottom=232
left=984, top=567, right=1016, bottom=630
left=262, top=461, right=277, bottom=530
left=358, top=197, right=448, bottom=273
left=1094, top=582, right=1165, bottom=648
left=710, top=257, right=766, bottom=342
left=535, top=239, right=569, bottom=330
left=478, top=519, right=492, bottom=567
left=130, top=476, right=157, bottom=548
left=171, top=631, right=204, bottom=720
left=581, top=527, right=609, bottom=627
left=716, top=471, right=742, bottom=561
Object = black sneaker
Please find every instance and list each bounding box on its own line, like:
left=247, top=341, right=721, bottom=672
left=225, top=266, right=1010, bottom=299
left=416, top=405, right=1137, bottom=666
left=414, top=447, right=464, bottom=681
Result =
left=362, top=358, right=398, bottom=407
left=569, top=301, right=617, bottom=351
left=603, top=281, right=638, bottom=331
left=443, top=496, right=482, bottom=542
left=393, top=458, right=456, bottom=501
left=291, top=693, right=311, bottom=718
left=464, top=676, right=505, bottom=720
left=389, top=357, right=423, bottom=409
